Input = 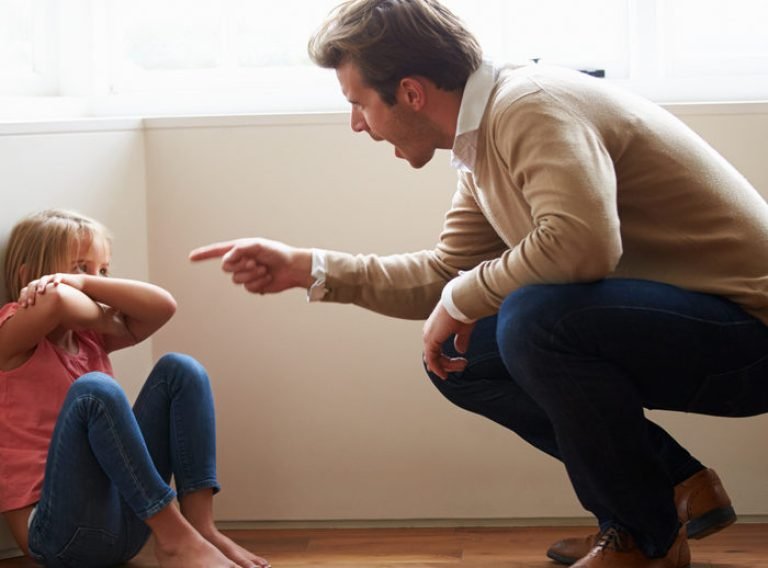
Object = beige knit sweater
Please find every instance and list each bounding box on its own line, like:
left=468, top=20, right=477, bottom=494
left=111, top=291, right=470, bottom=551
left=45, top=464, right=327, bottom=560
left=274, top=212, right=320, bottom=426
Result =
left=323, top=65, right=768, bottom=324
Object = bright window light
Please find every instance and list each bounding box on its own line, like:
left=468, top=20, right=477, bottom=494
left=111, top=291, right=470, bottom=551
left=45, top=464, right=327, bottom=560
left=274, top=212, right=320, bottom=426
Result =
left=0, top=0, right=54, bottom=95
left=660, top=0, right=768, bottom=77
left=107, top=0, right=340, bottom=93
left=1, top=0, right=767, bottom=120
left=444, top=0, right=630, bottom=77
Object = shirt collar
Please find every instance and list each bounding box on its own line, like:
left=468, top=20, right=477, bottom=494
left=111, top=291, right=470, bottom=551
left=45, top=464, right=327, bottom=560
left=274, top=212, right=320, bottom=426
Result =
left=451, top=61, right=498, bottom=173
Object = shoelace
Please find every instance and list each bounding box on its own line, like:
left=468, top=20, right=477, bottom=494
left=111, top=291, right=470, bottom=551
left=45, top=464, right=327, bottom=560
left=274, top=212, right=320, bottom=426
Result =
left=596, top=527, right=630, bottom=552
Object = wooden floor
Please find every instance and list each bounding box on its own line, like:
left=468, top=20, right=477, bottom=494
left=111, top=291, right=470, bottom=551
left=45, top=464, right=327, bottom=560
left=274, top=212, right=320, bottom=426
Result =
left=2, top=523, right=767, bottom=567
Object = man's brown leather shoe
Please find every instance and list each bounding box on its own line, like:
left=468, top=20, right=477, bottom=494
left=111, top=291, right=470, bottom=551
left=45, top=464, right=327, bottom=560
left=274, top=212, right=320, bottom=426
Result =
left=570, top=527, right=690, bottom=568
left=547, top=468, right=736, bottom=565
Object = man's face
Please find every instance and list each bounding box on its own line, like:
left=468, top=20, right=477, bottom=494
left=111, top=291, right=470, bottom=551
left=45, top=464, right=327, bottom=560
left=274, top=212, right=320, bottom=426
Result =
left=336, top=61, right=439, bottom=169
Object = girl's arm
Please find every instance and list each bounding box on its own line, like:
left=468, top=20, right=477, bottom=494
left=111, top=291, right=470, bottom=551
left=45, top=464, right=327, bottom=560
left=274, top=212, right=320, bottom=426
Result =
left=0, top=275, right=176, bottom=368
left=2, top=507, right=33, bottom=556
left=0, top=283, right=107, bottom=369
left=47, top=274, right=177, bottom=352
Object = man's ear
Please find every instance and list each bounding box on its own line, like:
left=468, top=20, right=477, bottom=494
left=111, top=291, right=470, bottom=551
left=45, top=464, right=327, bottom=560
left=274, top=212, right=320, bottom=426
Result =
left=398, top=77, right=427, bottom=111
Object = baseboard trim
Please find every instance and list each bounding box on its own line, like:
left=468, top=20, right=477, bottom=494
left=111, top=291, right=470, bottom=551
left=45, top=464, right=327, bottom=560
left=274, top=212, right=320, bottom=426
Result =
left=216, top=515, right=768, bottom=530
left=0, top=548, right=22, bottom=560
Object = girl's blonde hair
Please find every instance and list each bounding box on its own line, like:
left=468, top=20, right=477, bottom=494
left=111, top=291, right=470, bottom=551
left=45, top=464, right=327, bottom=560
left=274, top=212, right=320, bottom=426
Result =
left=3, top=209, right=111, bottom=301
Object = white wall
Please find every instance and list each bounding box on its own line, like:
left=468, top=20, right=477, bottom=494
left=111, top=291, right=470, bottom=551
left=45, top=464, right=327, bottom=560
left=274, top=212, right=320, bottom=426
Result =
left=0, top=121, right=156, bottom=398
left=142, top=107, right=768, bottom=522
left=0, top=121, right=155, bottom=554
left=1, top=104, right=767, bottom=554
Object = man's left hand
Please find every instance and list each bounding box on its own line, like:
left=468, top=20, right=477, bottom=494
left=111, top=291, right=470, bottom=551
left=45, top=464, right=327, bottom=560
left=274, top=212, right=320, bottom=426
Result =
left=422, top=303, right=475, bottom=380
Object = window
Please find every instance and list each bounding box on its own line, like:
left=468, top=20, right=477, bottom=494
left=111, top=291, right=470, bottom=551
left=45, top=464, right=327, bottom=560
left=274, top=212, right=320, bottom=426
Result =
left=1, top=0, right=767, bottom=120
left=87, top=0, right=343, bottom=114
left=0, top=0, right=54, bottom=95
left=661, top=0, right=768, bottom=77
left=651, top=0, right=768, bottom=101
left=444, top=0, right=630, bottom=78
left=108, top=0, right=339, bottom=90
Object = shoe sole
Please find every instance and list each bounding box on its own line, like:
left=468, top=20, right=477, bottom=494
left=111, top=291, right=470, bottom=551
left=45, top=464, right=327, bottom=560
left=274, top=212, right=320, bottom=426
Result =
left=546, top=550, right=581, bottom=565
left=687, top=506, right=737, bottom=539
left=546, top=507, right=737, bottom=566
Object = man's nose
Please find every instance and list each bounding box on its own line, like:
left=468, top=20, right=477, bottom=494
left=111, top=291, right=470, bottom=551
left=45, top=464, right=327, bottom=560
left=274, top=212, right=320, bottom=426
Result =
left=350, top=108, right=368, bottom=133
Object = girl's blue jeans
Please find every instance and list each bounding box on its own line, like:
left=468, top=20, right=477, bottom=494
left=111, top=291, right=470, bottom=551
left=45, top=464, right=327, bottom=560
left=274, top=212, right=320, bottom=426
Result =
left=28, top=353, right=220, bottom=567
left=429, top=279, right=768, bottom=558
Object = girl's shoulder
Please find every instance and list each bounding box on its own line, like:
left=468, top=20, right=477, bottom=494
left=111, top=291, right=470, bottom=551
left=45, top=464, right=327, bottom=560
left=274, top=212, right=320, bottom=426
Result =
left=0, top=303, right=42, bottom=373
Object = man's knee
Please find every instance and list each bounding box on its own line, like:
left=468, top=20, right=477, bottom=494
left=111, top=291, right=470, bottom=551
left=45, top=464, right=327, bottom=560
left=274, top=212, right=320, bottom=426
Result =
left=425, top=314, right=505, bottom=411
left=498, top=284, right=562, bottom=351
left=425, top=362, right=464, bottom=405
left=496, top=283, right=595, bottom=386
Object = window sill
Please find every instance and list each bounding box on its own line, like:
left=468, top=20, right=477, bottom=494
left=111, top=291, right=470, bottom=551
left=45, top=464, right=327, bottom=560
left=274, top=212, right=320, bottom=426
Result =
left=2, top=101, right=768, bottom=137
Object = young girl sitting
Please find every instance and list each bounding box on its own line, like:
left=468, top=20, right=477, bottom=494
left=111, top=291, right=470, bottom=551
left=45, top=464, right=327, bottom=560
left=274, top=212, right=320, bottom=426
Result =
left=0, top=209, right=270, bottom=568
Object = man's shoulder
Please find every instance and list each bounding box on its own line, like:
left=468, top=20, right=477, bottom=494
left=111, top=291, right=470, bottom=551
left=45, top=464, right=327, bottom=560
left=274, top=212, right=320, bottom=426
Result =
left=492, top=64, right=608, bottom=104
left=491, top=65, right=544, bottom=107
left=486, top=63, right=654, bottom=131
left=483, top=66, right=573, bottom=131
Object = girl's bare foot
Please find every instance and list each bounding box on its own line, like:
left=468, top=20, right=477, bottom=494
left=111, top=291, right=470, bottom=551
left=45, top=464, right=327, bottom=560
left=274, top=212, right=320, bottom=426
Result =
left=200, top=527, right=271, bottom=568
left=179, top=489, right=270, bottom=567
left=146, top=503, right=241, bottom=568
left=153, top=531, right=239, bottom=568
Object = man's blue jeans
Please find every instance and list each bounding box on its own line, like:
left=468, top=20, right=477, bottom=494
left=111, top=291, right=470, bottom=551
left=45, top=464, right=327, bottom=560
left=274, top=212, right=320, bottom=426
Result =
left=28, top=353, right=220, bottom=567
left=429, top=279, right=768, bottom=558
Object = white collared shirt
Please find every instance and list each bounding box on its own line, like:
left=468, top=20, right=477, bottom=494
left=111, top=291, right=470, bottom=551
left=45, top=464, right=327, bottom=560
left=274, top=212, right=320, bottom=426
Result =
left=450, top=60, right=498, bottom=174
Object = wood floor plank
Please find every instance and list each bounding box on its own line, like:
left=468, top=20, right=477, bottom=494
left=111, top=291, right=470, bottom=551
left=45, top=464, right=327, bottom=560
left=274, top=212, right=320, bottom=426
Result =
left=0, top=523, right=765, bottom=567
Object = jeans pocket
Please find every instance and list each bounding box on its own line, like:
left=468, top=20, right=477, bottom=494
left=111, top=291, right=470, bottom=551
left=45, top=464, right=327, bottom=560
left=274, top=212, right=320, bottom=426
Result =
left=56, top=527, right=119, bottom=568
left=688, top=354, right=768, bottom=417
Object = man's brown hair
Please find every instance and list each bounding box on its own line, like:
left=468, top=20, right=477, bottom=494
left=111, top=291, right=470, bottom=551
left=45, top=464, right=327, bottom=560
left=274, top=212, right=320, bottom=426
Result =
left=309, top=0, right=482, bottom=105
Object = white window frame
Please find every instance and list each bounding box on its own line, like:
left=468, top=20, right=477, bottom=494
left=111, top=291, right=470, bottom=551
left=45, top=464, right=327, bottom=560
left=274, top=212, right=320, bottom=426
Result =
left=1, top=0, right=767, bottom=120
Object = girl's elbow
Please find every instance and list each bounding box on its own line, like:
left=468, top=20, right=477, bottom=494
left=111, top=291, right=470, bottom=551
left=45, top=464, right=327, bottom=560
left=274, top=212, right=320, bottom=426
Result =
left=159, top=293, right=178, bottom=323
left=165, top=293, right=178, bottom=316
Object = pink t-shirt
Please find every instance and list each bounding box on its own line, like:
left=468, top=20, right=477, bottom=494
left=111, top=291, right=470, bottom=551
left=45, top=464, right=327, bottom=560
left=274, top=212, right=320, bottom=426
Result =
left=0, top=302, right=114, bottom=512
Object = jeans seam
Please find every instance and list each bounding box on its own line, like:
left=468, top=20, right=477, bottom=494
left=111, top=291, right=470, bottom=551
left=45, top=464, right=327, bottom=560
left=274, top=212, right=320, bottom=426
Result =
left=705, top=349, right=768, bottom=380
left=550, top=304, right=756, bottom=332
left=84, top=394, right=155, bottom=507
